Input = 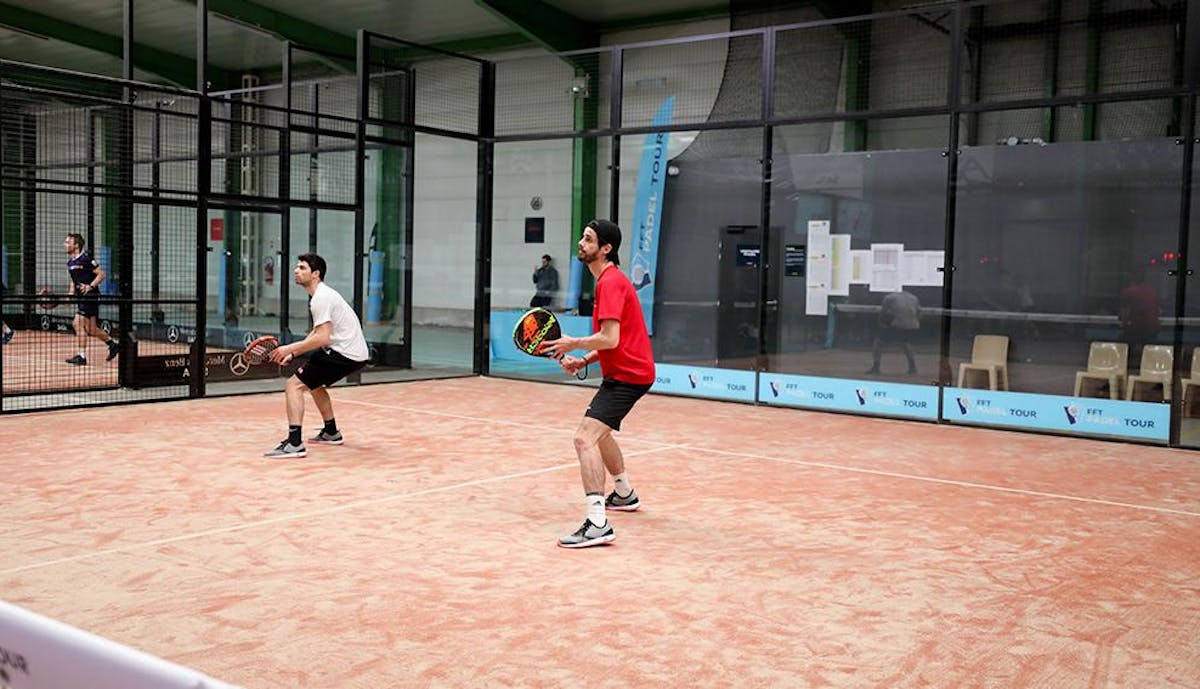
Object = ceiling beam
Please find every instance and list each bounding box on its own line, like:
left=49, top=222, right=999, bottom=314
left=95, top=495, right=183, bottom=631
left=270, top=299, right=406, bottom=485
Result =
left=473, top=0, right=597, bottom=53
left=428, top=32, right=531, bottom=56
left=182, top=0, right=356, bottom=57
left=0, top=1, right=232, bottom=88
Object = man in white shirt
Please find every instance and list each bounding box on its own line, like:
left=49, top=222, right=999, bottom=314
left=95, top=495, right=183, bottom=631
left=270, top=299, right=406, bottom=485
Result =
left=264, top=253, right=370, bottom=459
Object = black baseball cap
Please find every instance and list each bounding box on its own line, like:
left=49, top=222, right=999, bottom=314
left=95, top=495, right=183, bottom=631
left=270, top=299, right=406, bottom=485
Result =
left=587, top=219, right=621, bottom=265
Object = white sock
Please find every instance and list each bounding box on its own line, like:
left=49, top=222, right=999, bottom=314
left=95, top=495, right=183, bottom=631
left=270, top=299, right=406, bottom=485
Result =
left=585, top=493, right=606, bottom=526
left=78, top=350, right=87, bottom=358
left=613, top=473, right=632, bottom=497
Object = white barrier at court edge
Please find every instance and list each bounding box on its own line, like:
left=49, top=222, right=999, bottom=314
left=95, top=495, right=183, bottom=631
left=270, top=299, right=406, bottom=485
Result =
left=0, top=599, right=241, bottom=689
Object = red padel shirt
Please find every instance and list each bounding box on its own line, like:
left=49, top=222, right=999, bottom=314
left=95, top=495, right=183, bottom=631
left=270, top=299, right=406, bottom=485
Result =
left=593, top=264, right=656, bottom=385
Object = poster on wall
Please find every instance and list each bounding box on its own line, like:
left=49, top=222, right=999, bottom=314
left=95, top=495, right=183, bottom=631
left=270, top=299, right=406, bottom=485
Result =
left=869, top=243, right=904, bottom=292
left=805, top=219, right=831, bottom=315
left=524, top=217, right=545, bottom=243
left=830, top=234, right=852, bottom=296
left=784, top=245, right=806, bottom=276
left=850, top=249, right=871, bottom=284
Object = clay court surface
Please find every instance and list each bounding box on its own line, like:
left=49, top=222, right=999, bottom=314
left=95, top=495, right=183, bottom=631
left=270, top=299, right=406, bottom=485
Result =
left=2, top=376, right=1198, bottom=688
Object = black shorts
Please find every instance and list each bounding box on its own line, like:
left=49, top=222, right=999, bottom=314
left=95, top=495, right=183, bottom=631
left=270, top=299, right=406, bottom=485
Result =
left=295, top=347, right=366, bottom=389
left=585, top=379, right=652, bottom=431
left=76, top=293, right=99, bottom=318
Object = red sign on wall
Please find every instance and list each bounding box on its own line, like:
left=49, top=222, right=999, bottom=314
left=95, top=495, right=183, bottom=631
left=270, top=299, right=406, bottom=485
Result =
left=210, top=218, right=224, bottom=242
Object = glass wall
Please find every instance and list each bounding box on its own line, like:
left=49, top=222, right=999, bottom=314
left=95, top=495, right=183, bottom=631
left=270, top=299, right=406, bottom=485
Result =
left=946, top=119, right=1180, bottom=444
left=1180, top=114, right=1200, bottom=448
left=760, top=119, right=948, bottom=420
left=488, top=136, right=612, bottom=384
left=483, top=1, right=1194, bottom=446
left=405, top=134, right=477, bottom=377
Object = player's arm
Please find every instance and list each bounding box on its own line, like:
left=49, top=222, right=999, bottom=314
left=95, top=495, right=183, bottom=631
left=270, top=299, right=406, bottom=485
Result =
left=279, top=322, right=333, bottom=359
left=547, top=319, right=618, bottom=361
left=79, top=264, right=105, bottom=294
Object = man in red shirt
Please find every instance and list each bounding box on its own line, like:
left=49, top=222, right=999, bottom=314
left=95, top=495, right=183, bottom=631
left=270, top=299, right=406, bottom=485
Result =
left=1118, top=267, right=1161, bottom=366
left=541, top=219, right=656, bottom=548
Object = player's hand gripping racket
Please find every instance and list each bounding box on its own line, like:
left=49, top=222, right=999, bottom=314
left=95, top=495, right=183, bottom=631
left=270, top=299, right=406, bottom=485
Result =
left=242, top=335, right=281, bottom=365
left=511, top=307, right=588, bottom=380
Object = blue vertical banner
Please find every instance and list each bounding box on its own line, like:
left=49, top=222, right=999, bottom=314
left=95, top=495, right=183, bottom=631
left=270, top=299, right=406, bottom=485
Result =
left=629, top=97, right=674, bottom=335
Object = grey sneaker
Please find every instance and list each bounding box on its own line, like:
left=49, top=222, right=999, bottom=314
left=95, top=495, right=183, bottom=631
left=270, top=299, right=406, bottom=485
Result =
left=66, top=354, right=87, bottom=365
left=106, top=340, right=121, bottom=362
left=309, top=429, right=344, bottom=445
left=263, top=440, right=307, bottom=459
left=557, top=519, right=615, bottom=548
left=605, top=489, right=640, bottom=512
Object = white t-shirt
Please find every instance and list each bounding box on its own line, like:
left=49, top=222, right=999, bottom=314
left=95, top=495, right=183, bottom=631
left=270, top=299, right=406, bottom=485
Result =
left=310, top=282, right=370, bottom=362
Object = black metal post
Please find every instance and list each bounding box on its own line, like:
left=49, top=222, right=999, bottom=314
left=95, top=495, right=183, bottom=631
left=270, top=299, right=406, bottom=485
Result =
left=937, top=3, right=967, bottom=420
left=608, top=48, right=623, bottom=222
left=352, top=31, right=367, bottom=379
left=401, top=61, right=416, bottom=368
left=757, top=28, right=777, bottom=374
left=308, top=82, right=319, bottom=252
left=86, top=113, right=96, bottom=251
left=1169, top=0, right=1200, bottom=445
left=117, top=0, right=135, bottom=386
left=279, top=42, right=292, bottom=337
left=20, top=115, right=35, bottom=302
left=192, top=0, right=209, bottom=397
left=151, top=104, right=161, bottom=305
left=473, top=61, right=495, bottom=375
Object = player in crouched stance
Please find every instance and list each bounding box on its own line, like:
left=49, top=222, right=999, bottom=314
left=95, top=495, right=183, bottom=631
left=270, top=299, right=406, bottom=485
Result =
left=541, top=220, right=655, bottom=548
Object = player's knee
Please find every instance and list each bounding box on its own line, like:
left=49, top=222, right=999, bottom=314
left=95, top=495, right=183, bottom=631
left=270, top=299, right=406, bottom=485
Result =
left=573, top=431, right=600, bottom=454
left=286, top=376, right=309, bottom=394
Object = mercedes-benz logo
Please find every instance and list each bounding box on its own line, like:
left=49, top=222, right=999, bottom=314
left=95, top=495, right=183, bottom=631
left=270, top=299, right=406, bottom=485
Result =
left=167, top=325, right=179, bottom=343
left=243, top=331, right=255, bottom=347
left=229, top=352, right=250, bottom=376
left=101, top=320, right=111, bottom=334
left=40, top=315, right=50, bottom=331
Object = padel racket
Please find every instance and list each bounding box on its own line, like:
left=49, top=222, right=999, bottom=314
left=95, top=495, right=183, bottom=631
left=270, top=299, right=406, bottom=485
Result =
left=243, top=334, right=280, bottom=365
left=512, top=307, right=561, bottom=357
left=512, top=307, right=588, bottom=380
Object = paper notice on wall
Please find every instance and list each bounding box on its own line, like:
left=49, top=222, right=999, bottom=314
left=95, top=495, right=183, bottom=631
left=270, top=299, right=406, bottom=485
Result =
left=806, top=220, right=832, bottom=315
left=869, top=243, right=903, bottom=292
left=830, top=234, right=851, bottom=296
left=850, top=250, right=871, bottom=284
left=896, top=250, right=946, bottom=286
left=925, top=250, right=945, bottom=286
left=900, top=251, right=926, bottom=285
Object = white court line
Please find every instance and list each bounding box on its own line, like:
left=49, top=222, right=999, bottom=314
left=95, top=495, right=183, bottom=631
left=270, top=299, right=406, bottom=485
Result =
left=0, top=443, right=684, bottom=576
left=685, top=445, right=1200, bottom=519
left=349, top=396, right=1200, bottom=519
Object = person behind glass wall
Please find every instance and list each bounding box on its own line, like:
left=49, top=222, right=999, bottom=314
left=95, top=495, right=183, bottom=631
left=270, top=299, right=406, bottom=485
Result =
left=867, top=289, right=920, bottom=376
left=531, top=254, right=559, bottom=308
left=1118, top=265, right=1160, bottom=366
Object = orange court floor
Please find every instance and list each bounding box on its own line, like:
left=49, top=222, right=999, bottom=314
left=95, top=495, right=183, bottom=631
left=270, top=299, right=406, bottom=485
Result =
left=1, top=376, right=1198, bottom=688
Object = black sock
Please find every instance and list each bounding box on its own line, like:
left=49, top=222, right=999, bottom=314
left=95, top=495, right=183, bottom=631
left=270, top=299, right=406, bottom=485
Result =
left=323, top=418, right=338, bottom=434
left=288, top=425, right=302, bottom=445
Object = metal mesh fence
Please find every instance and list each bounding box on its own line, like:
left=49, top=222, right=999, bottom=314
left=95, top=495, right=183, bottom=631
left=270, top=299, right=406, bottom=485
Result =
left=966, top=0, right=1183, bottom=105
left=367, top=35, right=483, bottom=137
left=624, top=34, right=761, bottom=128
left=495, top=51, right=605, bottom=136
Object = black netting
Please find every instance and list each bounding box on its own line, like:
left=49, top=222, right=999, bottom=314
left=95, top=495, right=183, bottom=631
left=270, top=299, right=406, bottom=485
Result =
left=967, top=0, right=1183, bottom=105
left=624, top=35, right=760, bottom=128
